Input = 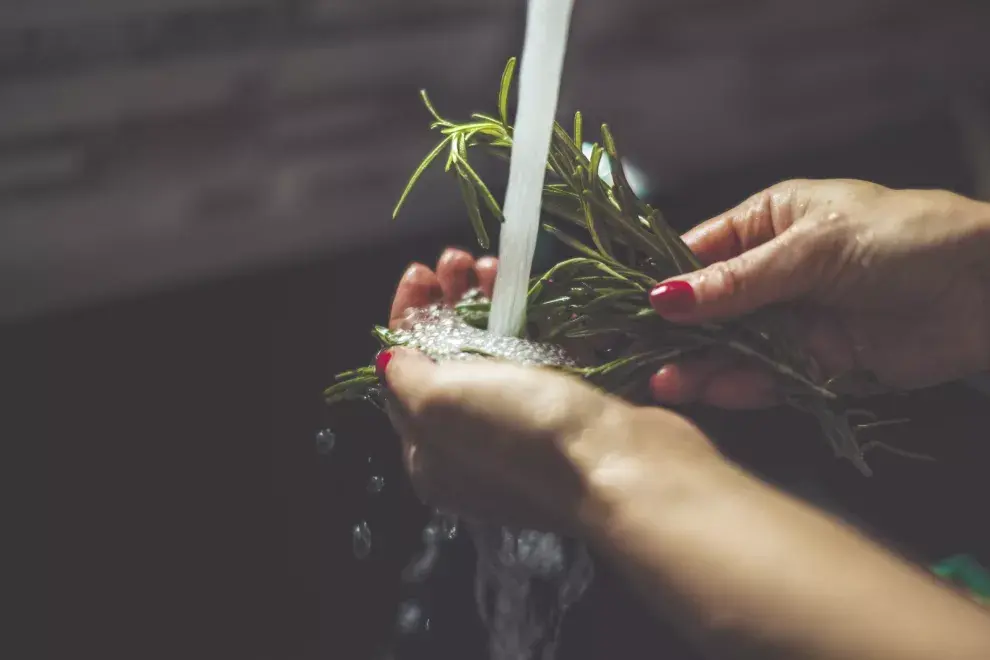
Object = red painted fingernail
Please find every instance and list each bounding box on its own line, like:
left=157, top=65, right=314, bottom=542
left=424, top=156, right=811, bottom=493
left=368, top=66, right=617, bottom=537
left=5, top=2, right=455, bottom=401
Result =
left=375, top=350, right=393, bottom=379
left=649, top=280, right=696, bottom=315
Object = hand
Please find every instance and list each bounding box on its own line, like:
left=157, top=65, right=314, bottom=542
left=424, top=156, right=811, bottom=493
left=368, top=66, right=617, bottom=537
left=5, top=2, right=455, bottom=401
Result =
left=649, top=179, right=990, bottom=408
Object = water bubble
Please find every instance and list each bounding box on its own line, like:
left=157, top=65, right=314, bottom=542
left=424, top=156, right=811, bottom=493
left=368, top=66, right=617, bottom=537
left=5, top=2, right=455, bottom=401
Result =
left=352, top=521, right=372, bottom=559
left=367, top=475, right=385, bottom=494
left=390, top=306, right=574, bottom=369
left=314, top=428, right=336, bottom=455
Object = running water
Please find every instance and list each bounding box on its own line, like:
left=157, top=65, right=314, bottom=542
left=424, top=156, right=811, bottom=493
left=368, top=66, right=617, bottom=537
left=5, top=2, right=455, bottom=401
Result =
left=373, top=1, right=588, bottom=655
left=487, top=0, right=575, bottom=337
left=476, top=1, right=587, bottom=656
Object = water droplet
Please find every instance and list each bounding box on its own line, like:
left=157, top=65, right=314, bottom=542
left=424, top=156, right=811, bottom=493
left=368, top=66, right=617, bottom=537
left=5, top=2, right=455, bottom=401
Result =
left=396, top=600, right=424, bottom=634
left=438, top=514, right=459, bottom=541
left=315, top=428, right=335, bottom=455
left=352, top=521, right=372, bottom=559
left=367, top=475, right=385, bottom=494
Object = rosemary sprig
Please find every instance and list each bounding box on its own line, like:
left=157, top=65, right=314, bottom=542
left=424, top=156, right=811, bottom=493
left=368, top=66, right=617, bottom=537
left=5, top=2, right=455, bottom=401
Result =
left=330, top=58, right=899, bottom=476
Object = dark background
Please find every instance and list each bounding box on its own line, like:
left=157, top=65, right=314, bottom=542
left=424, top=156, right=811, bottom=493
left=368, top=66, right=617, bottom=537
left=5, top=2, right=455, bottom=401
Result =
left=5, top=2, right=990, bottom=659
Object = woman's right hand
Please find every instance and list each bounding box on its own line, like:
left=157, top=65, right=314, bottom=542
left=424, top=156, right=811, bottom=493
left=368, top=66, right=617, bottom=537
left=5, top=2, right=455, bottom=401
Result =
left=648, top=179, right=990, bottom=409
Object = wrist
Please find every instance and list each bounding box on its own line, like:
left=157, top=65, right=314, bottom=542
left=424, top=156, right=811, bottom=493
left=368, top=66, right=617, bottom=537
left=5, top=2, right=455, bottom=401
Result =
left=963, top=199, right=990, bottom=372
left=566, top=404, right=740, bottom=550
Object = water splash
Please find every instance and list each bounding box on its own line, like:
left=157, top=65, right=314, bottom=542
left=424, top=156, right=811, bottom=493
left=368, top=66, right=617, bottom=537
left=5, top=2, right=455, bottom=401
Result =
left=391, top=306, right=574, bottom=369
left=402, top=511, right=456, bottom=584
left=472, top=527, right=593, bottom=660
left=439, top=513, right=459, bottom=542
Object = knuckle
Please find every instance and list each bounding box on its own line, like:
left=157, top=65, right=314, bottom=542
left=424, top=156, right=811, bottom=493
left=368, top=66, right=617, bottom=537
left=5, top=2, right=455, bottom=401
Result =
left=705, top=259, right=741, bottom=300
left=420, top=386, right=462, bottom=417
left=416, top=369, right=468, bottom=417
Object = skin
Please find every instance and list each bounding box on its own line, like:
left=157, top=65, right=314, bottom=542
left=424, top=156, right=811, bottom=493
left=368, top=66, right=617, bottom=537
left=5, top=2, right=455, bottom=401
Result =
left=382, top=181, right=990, bottom=659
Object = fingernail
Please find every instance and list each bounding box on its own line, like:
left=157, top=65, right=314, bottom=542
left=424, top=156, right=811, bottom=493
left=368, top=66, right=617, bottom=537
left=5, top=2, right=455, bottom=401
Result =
left=375, top=349, right=394, bottom=379
left=649, top=280, right=695, bottom=315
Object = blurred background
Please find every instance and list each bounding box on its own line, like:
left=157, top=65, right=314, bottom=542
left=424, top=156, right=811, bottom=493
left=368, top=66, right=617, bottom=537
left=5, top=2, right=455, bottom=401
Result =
left=7, top=1, right=990, bottom=659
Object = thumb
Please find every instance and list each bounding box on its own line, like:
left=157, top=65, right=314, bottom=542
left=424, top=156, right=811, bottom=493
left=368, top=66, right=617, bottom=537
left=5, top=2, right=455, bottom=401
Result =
left=380, top=348, right=438, bottom=416
left=650, top=232, right=818, bottom=323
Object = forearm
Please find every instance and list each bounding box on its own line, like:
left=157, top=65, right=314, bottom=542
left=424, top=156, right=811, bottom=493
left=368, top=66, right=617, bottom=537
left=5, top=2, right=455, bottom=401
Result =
left=577, top=411, right=990, bottom=660
left=961, top=196, right=990, bottom=373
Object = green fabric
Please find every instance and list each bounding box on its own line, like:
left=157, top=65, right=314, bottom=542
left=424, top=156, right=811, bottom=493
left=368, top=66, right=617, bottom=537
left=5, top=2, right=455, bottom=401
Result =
left=931, top=554, right=990, bottom=599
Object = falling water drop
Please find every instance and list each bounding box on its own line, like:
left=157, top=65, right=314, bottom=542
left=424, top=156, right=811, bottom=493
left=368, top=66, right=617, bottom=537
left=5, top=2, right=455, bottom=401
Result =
left=367, top=475, right=385, bottom=494
left=314, top=428, right=336, bottom=455
left=396, top=600, right=425, bottom=635
left=352, top=521, right=372, bottom=559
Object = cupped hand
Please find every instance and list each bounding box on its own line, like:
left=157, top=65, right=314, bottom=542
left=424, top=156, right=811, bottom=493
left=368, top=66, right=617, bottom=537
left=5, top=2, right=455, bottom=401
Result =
left=380, top=346, right=718, bottom=533
left=649, top=179, right=990, bottom=408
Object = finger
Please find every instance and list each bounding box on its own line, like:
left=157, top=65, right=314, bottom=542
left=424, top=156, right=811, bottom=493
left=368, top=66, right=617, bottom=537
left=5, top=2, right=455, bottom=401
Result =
left=650, top=227, right=821, bottom=324
left=700, top=370, right=780, bottom=410
left=655, top=182, right=824, bottom=323
left=650, top=357, right=779, bottom=409
left=436, top=248, right=478, bottom=305
left=649, top=356, right=730, bottom=405
left=475, top=256, right=498, bottom=299
left=390, top=263, right=442, bottom=330
left=681, top=182, right=805, bottom=264
left=382, top=348, right=440, bottom=417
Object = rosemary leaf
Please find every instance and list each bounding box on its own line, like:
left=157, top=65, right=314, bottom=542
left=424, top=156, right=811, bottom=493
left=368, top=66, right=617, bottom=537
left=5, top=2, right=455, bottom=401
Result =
left=455, top=163, right=491, bottom=249
left=456, top=157, right=504, bottom=223
left=393, top=136, right=452, bottom=219
left=419, top=90, right=450, bottom=127
left=498, top=57, right=517, bottom=125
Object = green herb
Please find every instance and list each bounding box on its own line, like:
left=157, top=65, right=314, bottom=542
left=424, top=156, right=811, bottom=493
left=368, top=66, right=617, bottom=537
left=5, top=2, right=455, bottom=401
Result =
left=328, top=58, right=910, bottom=477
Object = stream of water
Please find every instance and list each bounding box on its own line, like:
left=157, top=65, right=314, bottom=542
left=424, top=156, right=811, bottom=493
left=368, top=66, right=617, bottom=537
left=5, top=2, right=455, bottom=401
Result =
left=481, top=2, right=589, bottom=657
left=487, top=0, right=575, bottom=337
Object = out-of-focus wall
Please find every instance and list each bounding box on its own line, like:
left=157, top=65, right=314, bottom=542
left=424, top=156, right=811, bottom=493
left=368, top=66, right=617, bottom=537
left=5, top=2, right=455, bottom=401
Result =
left=0, top=0, right=520, bottom=320
left=1, top=0, right=988, bottom=321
